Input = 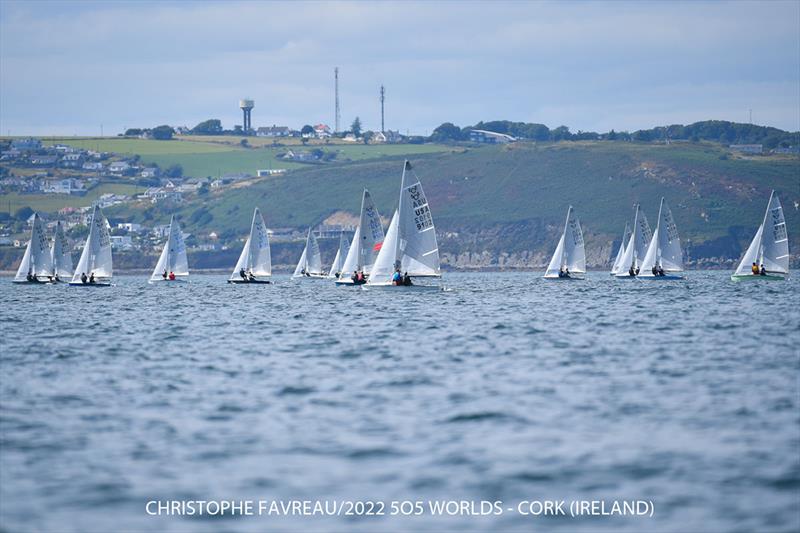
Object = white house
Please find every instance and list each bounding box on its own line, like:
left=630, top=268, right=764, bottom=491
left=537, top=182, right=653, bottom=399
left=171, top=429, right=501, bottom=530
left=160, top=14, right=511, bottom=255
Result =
left=256, top=125, right=291, bottom=137
left=108, top=161, right=131, bottom=175
left=314, top=124, right=332, bottom=139
left=141, top=167, right=160, bottom=178
left=469, top=129, right=516, bottom=144
left=110, top=235, right=134, bottom=250
left=117, top=222, right=144, bottom=233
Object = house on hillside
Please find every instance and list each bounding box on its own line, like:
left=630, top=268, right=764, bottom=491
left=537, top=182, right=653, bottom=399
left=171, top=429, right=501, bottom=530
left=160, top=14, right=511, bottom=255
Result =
left=314, top=124, right=332, bottom=139
left=61, top=153, right=85, bottom=168
left=141, top=167, right=160, bottom=178
left=469, top=129, right=516, bottom=144
left=108, top=161, right=132, bottom=175
left=143, top=187, right=182, bottom=204
left=11, top=138, right=42, bottom=151
left=30, top=155, right=58, bottom=166
left=729, top=144, right=763, bottom=154
left=82, top=161, right=103, bottom=171
left=257, top=125, right=291, bottom=137
left=43, top=178, right=84, bottom=195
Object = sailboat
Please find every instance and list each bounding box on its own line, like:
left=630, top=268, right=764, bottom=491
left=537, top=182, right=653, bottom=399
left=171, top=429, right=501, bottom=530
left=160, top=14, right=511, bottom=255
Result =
left=228, top=207, right=272, bottom=284
left=335, top=189, right=385, bottom=285
left=615, top=204, right=652, bottom=278
left=731, top=190, right=789, bottom=281
left=610, top=222, right=631, bottom=275
left=544, top=206, right=586, bottom=279
left=50, top=220, right=73, bottom=282
left=638, top=198, right=685, bottom=279
left=292, top=227, right=326, bottom=278
left=69, top=205, right=113, bottom=286
left=326, top=231, right=350, bottom=279
left=149, top=215, right=189, bottom=283
left=13, top=212, right=53, bottom=284
left=367, top=160, right=441, bottom=289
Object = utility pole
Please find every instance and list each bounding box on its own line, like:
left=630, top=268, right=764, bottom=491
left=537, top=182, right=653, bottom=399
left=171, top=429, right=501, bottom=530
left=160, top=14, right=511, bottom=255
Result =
left=334, top=67, right=341, bottom=134
left=380, top=85, right=385, bottom=133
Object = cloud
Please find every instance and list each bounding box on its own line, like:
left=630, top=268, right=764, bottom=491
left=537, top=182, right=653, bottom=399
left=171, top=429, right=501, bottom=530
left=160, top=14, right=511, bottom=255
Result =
left=1, top=0, right=798, bottom=135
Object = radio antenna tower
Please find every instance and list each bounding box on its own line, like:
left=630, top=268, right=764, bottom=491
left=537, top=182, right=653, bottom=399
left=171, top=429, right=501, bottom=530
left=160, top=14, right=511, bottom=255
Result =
left=380, top=85, right=385, bottom=133
left=334, top=67, right=341, bottom=134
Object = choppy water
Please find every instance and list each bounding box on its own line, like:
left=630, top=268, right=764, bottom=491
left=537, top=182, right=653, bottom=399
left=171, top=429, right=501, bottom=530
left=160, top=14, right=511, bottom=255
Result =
left=1, top=272, right=798, bottom=532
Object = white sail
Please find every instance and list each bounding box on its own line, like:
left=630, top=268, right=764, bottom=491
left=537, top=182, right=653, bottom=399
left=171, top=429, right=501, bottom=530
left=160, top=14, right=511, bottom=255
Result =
left=339, top=225, right=361, bottom=279
left=640, top=198, right=684, bottom=276
left=150, top=216, right=188, bottom=281
left=293, top=227, right=324, bottom=277
left=760, top=191, right=789, bottom=274
left=327, top=232, right=350, bottom=278
left=616, top=205, right=651, bottom=277
left=734, top=191, right=789, bottom=276
left=358, top=189, right=385, bottom=273
left=369, top=210, right=399, bottom=283
left=610, top=222, right=631, bottom=275
left=231, top=208, right=272, bottom=280
left=71, top=206, right=112, bottom=282
left=292, top=246, right=308, bottom=277
left=51, top=221, right=73, bottom=278
left=544, top=233, right=566, bottom=278
left=368, top=161, right=440, bottom=285
left=14, top=213, right=52, bottom=281
left=544, top=206, right=585, bottom=278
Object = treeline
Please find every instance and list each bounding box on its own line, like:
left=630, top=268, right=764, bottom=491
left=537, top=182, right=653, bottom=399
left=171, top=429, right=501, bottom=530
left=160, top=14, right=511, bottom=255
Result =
left=430, top=120, right=799, bottom=149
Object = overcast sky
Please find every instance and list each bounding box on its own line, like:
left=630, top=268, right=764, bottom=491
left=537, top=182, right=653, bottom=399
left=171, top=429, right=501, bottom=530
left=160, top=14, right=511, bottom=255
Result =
left=1, top=0, right=798, bottom=136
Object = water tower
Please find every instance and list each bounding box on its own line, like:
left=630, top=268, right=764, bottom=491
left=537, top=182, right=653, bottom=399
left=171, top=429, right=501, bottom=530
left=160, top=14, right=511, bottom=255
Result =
left=239, top=99, right=254, bottom=133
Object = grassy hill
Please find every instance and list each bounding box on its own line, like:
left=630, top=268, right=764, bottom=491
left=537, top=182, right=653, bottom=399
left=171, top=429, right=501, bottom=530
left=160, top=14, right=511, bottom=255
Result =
left=104, top=139, right=799, bottom=267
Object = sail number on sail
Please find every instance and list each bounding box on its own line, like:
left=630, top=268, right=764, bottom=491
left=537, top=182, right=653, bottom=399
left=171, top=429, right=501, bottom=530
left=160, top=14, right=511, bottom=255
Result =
left=408, top=185, right=433, bottom=231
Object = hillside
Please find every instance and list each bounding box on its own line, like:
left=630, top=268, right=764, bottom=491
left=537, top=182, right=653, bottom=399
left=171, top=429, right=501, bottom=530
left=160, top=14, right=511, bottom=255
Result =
left=109, top=140, right=799, bottom=268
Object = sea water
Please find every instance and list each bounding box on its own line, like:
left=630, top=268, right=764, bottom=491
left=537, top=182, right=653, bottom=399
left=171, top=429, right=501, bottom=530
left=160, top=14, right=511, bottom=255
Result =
left=0, top=272, right=798, bottom=532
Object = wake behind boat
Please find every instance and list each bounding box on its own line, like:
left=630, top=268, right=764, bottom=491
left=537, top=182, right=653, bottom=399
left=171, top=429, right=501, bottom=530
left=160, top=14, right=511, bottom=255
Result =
left=69, top=205, right=112, bottom=287
left=731, top=190, right=789, bottom=281
left=544, top=205, right=585, bottom=280
left=228, top=207, right=272, bottom=284
left=336, top=189, right=385, bottom=286
left=366, top=160, right=441, bottom=289
left=149, top=215, right=189, bottom=283
left=13, top=212, right=54, bottom=284
left=638, top=197, right=685, bottom=280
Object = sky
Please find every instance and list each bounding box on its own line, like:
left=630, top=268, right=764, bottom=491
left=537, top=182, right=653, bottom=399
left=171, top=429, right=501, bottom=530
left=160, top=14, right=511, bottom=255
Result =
left=0, top=0, right=798, bottom=136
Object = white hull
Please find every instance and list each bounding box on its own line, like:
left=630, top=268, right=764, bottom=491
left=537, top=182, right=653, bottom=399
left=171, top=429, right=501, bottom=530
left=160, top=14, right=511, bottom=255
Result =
left=731, top=273, right=787, bottom=282
left=293, top=273, right=327, bottom=279
left=148, top=278, right=188, bottom=284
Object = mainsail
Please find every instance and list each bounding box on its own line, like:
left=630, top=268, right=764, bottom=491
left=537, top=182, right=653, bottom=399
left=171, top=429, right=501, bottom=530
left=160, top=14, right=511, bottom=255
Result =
left=14, top=212, right=53, bottom=281
left=51, top=220, right=73, bottom=278
left=338, top=189, right=385, bottom=280
left=368, top=161, right=440, bottom=285
left=71, top=206, right=112, bottom=282
left=327, top=232, right=350, bottom=278
left=639, top=198, right=684, bottom=275
left=230, top=207, right=272, bottom=280
left=544, top=206, right=586, bottom=278
left=293, top=227, right=324, bottom=277
left=734, top=190, right=789, bottom=276
left=150, top=215, right=189, bottom=281
left=610, top=222, right=631, bottom=275
left=615, top=204, right=652, bottom=276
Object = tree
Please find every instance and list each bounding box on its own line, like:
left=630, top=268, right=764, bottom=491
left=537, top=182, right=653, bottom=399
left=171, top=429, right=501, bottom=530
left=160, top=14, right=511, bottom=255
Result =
left=430, top=122, right=463, bottom=142
left=151, top=125, right=174, bottom=140
left=165, top=164, right=183, bottom=178
left=550, top=126, right=572, bottom=141
left=351, top=117, right=362, bottom=138
left=301, top=125, right=314, bottom=136
left=124, top=128, right=143, bottom=136
left=192, top=119, right=223, bottom=135
left=362, top=130, right=374, bottom=144
left=14, top=206, right=33, bottom=221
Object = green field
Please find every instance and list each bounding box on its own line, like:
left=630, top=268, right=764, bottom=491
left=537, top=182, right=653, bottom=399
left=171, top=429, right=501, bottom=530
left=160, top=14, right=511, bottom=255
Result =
left=39, top=136, right=451, bottom=179
left=2, top=183, right=142, bottom=213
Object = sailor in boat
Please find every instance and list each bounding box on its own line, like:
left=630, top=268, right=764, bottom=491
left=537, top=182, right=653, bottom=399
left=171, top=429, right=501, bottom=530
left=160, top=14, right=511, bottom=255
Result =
left=80, top=272, right=88, bottom=284
left=751, top=262, right=759, bottom=275
left=759, top=264, right=766, bottom=276
left=247, top=270, right=256, bottom=281
left=89, top=272, right=96, bottom=284
left=392, top=269, right=402, bottom=285
left=402, top=272, right=413, bottom=286
left=558, top=266, right=571, bottom=278
left=239, top=268, right=247, bottom=281
left=162, top=270, right=168, bottom=280
left=168, top=271, right=176, bottom=281
left=628, top=265, right=636, bottom=277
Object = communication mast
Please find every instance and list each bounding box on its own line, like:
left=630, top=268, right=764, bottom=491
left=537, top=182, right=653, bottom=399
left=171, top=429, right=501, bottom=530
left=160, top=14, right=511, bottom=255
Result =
left=380, top=85, right=385, bottom=133
left=334, top=67, right=341, bottom=134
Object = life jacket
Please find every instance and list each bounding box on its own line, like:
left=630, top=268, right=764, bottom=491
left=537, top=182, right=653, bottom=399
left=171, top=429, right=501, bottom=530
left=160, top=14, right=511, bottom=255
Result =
left=169, top=272, right=176, bottom=280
